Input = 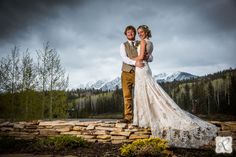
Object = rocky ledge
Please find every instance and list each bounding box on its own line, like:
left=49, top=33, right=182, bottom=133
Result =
left=0, top=119, right=235, bottom=149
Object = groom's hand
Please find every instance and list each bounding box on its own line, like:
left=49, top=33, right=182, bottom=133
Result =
left=135, top=61, right=144, bottom=68
left=144, top=52, right=150, bottom=60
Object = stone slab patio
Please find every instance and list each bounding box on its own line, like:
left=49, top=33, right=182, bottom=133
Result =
left=0, top=119, right=235, bottom=150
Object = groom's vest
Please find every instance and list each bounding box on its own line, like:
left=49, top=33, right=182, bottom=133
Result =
left=122, top=41, right=139, bottom=72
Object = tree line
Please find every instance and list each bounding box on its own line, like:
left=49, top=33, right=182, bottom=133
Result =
left=67, top=86, right=123, bottom=118
left=67, top=68, right=236, bottom=118
left=1, top=43, right=235, bottom=120
left=0, top=42, right=68, bottom=120
left=161, top=68, right=236, bottom=116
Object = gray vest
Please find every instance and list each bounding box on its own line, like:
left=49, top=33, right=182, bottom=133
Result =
left=122, top=41, right=139, bottom=72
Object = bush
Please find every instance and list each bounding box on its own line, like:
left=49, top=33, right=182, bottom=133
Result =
left=0, top=136, right=16, bottom=150
left=33, top=135, right=87, bottom=152
left=120, top=138, right=169, bottom=157
left=0, top=136, right=33, bottom=153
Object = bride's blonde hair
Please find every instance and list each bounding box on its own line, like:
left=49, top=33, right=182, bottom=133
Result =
left=137, top=25, right=152, bottom=38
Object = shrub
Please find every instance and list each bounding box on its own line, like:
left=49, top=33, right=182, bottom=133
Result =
left=0, top=136, right=16, bottom=150
left=33, top=135, right=87, bottom=152
left=0, top=136, right=33, bottom=152
left=120, top=138, right=169, bottom=157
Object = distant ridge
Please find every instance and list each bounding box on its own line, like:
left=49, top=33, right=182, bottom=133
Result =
left=78, top=71, right=198, bottom=91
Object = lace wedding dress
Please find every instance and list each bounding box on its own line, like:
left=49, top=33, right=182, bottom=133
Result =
left=133, top=39, right=218, bottom=148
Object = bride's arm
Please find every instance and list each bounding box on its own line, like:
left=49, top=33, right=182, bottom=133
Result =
left=133, top=39, right=146, bottom=61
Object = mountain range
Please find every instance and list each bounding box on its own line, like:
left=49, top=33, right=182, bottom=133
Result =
left=78, top=71, right=198, bottom=91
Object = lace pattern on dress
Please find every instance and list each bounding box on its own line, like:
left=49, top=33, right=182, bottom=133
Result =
left=133, top=39, right=218, bottom=148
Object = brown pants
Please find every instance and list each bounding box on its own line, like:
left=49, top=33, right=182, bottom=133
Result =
left=121, top=70, right=135, bottom=121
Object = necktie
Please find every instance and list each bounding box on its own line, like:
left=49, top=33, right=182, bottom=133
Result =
left=131, top=41, right=135, bottom=47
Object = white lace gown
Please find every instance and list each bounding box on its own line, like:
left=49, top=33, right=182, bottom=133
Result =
left=133, top=39, right=218, bottom=148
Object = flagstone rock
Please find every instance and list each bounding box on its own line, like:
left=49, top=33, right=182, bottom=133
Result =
left=111, top=136, right=127, bottom=140
left=94, top=130, right=109, bottom=135
left=0, top=119, right=235, bottom=149
left=110, top=131, right=131, bottom=137
left=19, top=132, right=30, bottom=136
left=224, top=123, right=236, bottom=131
left=133, top=131, right=151, bottom=135
left=20, top=121, right=39, bottom=125
left=221, top=124, right=231, bottom=131
left=77, top=121, right=99, bottom=127
left=1, top=127, right=14, bottom=132
left=96, top=126, right=117, bottom=132
left=25, top=125, right=38, bottom=129
left=104, top=121, right=115, bottom=124
left=39, top=120, right=75, bottom=127
left=38, top=121, right=56, bottom=126
left=218, top=131, right=233, bottom=136
left=97, top=135, right=111, bottom=139
left=82, top=130, right=95, bottom=135
left=37, top=126, right=46, bottom=129
left=39, top=129, right=59, bottom=136
left=209, top=121, right=222, bottom=127
left=53, top=125, right=73, bottom=129
left=129, top=134, right=150, bottom=139
left=0, top=122, right=13, bottom=127
left=124, top=128, right=139, bottom=132
left=128, top=124, right=139, bottom=129
left=225, top=121, right=236, bottom=125
left=97, top=139, right=111, bottom=143
left=77, top=135, right=96, bottom=139
left=13, top=124, right=25, bottom=129
left=13, top=128, right=21, bottom=132
left=23, top=128, right=38, bottom=133
left=100, top=123, right=115, bottom=127
left=8, top=131, right=20, bottom=136
left=0, top=122, right=9, bottom=126
left=32, top=132, right=39, bottom=135
left=55, top=126, right=73, bottom=132
left=115, top=123, right=127, bottom=129
left=86, top=124, right=95, bottom=130
left=73, top=126, right=86, bottom=131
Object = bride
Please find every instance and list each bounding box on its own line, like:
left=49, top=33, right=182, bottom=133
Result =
left=132, top=25, right=218, bottom=148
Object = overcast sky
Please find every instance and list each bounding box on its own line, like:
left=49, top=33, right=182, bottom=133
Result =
left=0, top=0, right=235, bottom=89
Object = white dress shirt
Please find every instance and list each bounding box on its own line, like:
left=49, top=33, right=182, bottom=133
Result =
left=120, top=40, right=153, bottom=66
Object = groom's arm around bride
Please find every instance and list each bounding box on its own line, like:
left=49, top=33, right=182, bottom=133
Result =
left=119, top=25, right=153, bottom=123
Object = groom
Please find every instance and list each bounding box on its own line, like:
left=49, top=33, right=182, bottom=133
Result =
left=119, top=25, right=153, bottom=123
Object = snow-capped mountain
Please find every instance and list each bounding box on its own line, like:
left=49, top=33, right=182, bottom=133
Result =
left=101, top=77, right=121, bottom=91
left=82, top=79, right=108, bottom=90
left=79, top=71, right=198, bottom=91
left=153, top=73, right=168, bottom=83
left=153, top=71, right=198, bottom=83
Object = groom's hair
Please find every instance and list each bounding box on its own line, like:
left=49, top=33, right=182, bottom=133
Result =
left=124, top=25, right=136, bottom=36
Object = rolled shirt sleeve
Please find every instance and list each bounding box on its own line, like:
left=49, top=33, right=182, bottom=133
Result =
left=120, top=43, right=136, bottom=66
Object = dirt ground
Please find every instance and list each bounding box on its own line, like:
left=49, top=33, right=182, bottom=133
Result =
left=0, top=142, right=235, bottom=157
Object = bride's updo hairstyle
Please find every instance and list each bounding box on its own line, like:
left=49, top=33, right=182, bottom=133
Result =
left=138, top=25, right=152, bottom=38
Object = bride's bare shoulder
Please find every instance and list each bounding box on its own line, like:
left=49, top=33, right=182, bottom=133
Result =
left=140, top=39, right=147, bottom=45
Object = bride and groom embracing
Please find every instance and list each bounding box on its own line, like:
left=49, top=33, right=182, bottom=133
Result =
left=119, top=25, right=218, bottom=148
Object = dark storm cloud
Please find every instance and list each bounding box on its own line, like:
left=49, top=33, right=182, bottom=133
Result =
left=198, top=0, right=236, bottom=31
left=0, top=0, right=82, bottom=42
left=0, top=0, right=235, bottom=88
left=1, top=0, right=235, bottom=42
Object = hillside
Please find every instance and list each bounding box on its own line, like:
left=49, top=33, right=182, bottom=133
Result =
left=67, top=68, right=236, bottom=118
